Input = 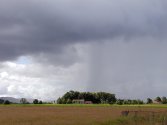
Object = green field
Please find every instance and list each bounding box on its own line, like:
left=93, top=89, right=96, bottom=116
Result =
left=2, top=103, right=167, bottom=108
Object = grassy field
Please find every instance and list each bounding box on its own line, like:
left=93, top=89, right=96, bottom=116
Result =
left=0, top=104, right=167, bottom=125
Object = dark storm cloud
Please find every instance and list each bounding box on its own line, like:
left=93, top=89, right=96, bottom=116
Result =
left=0, top=0, right=167, bottom=62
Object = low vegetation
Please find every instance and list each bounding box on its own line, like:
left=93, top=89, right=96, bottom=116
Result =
left=0, top=105, right=167, bottom=125
left=100, top=111, right=167, bottom=125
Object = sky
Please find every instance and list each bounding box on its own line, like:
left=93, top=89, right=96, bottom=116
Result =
left=0, top=0, right=167, bottom=100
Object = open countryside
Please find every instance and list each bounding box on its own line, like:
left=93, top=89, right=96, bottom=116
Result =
left=1, top=91, right=167, bottom=125
left=1, top=0, right=167, bottom=125
left=1, top=104, right=167, bottom=125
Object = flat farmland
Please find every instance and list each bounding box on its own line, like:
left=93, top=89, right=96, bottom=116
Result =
left=0, top=105, right=167, bottom=125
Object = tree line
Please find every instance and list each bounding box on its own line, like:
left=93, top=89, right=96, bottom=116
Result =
left=0, top=99, right=10, bottom=104
left=116, top=99, right=144, bottom=105
left=20, top=98, right=43, bottom=104
left=147, top=96, right=167, bottom=104
left=57, top=90, right=116, bottom=104
left=1, top=91, right=167, bottom=105
left=0, top=98, right=43, bottom=105
left=56, top=90, right=167, bottom=105
left=116, top=96, right=167, bottom=105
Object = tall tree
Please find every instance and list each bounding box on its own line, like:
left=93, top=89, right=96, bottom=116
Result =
left=161, top=97, right=167, bottom=104
left=147, top=98, right=153, bottom=104
left=0, top=99, right=4, bottom=104
left=20, top=98, right=28, bottom=104
left=4, top=100, right=10, bottom=105
left=155, top=96, right=161, bottom=103
left=39, top=101, right=43, bottom=104
left=33, top=99, right=39, bottom=104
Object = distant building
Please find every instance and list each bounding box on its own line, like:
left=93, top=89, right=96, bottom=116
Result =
left=72, top=99, right=85, bottom=104
left=153, top=100, right=162, bottom=104
left=84, top=101, right=93, bottom=104
left=72, top=99, right=93, bottom=104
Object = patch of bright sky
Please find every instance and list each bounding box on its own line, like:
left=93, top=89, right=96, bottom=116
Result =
left=15, top=56, right=32, bottom=65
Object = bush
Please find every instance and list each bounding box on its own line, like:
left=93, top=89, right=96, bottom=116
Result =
left=4, top=100, right=10, bottom=105
left=39, top=101, right=43, bottom=104
left=116, top=99, right=123, bottom=105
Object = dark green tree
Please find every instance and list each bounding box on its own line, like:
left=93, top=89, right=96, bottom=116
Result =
left=116, top=99, right=123, bottom=105
left=155, top=96, right=162, bottom=102
left=4, top=100, right=10, bottom=105
left=20, top=98, right=28, bottom=104
left=161, top=97, right=167, bottom=104
left=123, top=99, right=133, bottom=104
left=66, top=99, right=72, bottom=104
left=39, top=101, right=43, bottom=104
left=0, top=99, right=4, bottom=104
left=137, top=99, right=144, bottom=104
left=96, top=92, right=116, bottom=104
left=33, top=99, right=39, bottom=104
left=57, top=97, right=62, bottom=104
left=147, top=98, right=153, bottom=104
left=131, top=100, right=138, bottom=104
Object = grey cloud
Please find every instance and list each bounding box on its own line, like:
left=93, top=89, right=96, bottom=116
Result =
left=0, top=0, right=167, bottom=63
left=86, top=39, right=167, bottom=99
left=1, top=0, right=167, bottom=99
